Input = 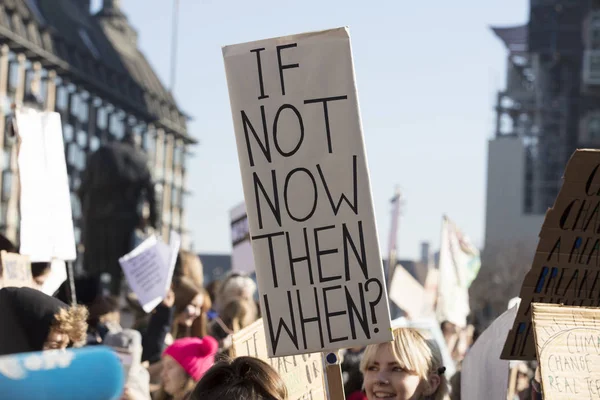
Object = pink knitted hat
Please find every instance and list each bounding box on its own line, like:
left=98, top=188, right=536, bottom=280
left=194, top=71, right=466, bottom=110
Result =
left=163, top=336, right=218, bottom=382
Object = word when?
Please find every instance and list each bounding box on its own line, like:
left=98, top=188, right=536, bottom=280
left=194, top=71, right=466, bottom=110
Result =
left=263, top=278, right=384, bottom=354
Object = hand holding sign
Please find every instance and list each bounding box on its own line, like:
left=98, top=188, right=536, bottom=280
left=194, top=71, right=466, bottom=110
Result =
left=119, top=231, right=180, bottom=313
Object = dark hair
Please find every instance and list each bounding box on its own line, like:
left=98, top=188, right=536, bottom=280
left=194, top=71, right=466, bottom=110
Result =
left=190, top=356, right=288, bottom=400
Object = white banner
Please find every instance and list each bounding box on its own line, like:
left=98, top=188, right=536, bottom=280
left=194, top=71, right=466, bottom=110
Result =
left=230, top=202, right=255, bottom=274
left=436, top=216, right=480, bottom=327
left=17, top=109, right=76, bottom=262
left=223, top=27, right=392, bottom=357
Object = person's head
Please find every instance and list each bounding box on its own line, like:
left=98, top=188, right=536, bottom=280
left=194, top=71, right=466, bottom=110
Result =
left=360, top=328, right=449, bottom=400
left=172, top=278, right=210, bottom=338
left=30, top=262, right=52, bottom=289
left=173, top=251, right=204, bottom=289
left=0, top=287, right=88, bottom=351
left=160, top=336, right=218, bottom=399
left=191, top=356, right=288, bottom=400
left=216, top=273, right=256, bottom=313
left=44, top=304, right=89, bottom=350
left=205, top=280, right=221, bottom=306
left=220, top=298, right=258, bottom=333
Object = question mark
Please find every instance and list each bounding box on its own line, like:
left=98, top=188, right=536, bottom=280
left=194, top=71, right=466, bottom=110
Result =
left=366, top=278, right=383, bottom=333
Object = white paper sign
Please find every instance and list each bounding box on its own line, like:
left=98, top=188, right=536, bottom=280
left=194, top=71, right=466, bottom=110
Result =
left=389, top=265, right=425, bottom=319
left=119, top=231, right=180, bottom=313
left=17, top=109, right=76, bottom=262
left=223, top=27, right=392, bottom=357
left=230, top=202, right=255, bottom=274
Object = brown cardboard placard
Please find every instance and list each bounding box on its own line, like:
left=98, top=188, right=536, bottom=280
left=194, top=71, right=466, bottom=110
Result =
left=531, top=303, right=600, bottom=399
left=231, top=319, right=326, bottom=399
left=1, top=251, right=32, bottom=288
left=502, top=149, right=600, bottom=360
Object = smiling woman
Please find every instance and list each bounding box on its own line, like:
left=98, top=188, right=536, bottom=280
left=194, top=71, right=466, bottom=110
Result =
left=359, top=328, right=449, bottom=400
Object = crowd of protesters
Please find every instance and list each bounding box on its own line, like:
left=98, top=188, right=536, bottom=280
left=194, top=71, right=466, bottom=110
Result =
left=0, top=231, right=544, bottom=400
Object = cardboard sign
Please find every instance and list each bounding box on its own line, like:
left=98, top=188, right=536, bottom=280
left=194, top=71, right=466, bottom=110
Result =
left=119, top=231, right=180, bottom=313
left=17, top=109, right=76, bottom=262
left=0, top=251, right=32, bottom=288
left=232, top=319, right=325, bottom=399
left=502, top=149, right=600, bottom=360
left=223, top=27, right=392, bottom=357
left=230, top=202, right=255, bottom=274
left=532, top=303, right=600, bottom=399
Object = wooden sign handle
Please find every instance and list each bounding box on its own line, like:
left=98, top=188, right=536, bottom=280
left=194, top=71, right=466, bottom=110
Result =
left=323, top=352, right=345, bottom=400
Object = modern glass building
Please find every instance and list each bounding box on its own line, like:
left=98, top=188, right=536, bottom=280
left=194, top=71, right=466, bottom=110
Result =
left=0, top=0, right=195, bottom=258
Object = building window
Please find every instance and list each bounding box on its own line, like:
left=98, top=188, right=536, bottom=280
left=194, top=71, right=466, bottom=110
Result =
left=56, top=86, right=68, bottom=112
left=591, top=11, right=600, bottom=49
left=63, top=124, right=74, bottom=142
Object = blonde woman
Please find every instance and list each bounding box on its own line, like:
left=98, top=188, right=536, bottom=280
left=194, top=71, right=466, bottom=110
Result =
left=360, top=328, right=449, bottom=400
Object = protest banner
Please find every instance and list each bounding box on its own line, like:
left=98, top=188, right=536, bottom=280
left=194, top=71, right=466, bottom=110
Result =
left=119, top=231, right=180, bottom=313
left=223, top=27, right=392, bottom=357
left=232, top=318, right=325, bottom=400
left=502, top=149, right=600, bottom=360
left=532, top=303, right=600, bottom=399
left=0, top=251, right=32, bottom=288
left=16, top=109, right=76, bottom=262
left=230, top=202, right=255, bottom=274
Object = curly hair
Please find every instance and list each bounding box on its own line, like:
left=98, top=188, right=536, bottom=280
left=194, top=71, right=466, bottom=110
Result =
left=51, top=304, right=89, bottom=346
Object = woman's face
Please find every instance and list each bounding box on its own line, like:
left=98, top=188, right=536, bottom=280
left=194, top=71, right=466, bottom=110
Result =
left=161, top=355, right=188, bottom=396
left=363, top=343, right=424, bottom=400
left=43, top=328, right=69, bottom=350
left=177, top=293, right=204, bottom=327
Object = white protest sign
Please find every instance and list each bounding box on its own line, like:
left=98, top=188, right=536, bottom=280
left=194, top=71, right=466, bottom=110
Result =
left=17, top=109, right=76, bottom=262
left=389, top=265, right=425, bottom=319
left=119, top=231, right=180, bottom=313
left=461, top=305, right=517, bottom=399
left=230, top=202, right=255, bottom=274
left=223, top=27, right=392, bottom=357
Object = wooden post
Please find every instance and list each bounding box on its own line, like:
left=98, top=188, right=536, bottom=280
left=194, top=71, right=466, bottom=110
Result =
left=323, top=351, right=345, bottom=400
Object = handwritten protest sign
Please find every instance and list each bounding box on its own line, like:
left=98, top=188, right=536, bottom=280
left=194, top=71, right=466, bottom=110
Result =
left=17, top=109, right=76, bottom=262
left=502, top=149, right=600, bottom=360
left=223, top=27, right=392, bottom=357
left=0, top=251, right=32, bottom=288
left=230, top=202, right=255, bottom=274
left=232, top=319, right=325, bottom=399
left=119, top=231, right=180, bottom=313
left=532, top=303, right=600, bottom=399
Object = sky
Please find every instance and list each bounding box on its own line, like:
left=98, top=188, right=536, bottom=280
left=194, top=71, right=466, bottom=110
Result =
left=93, top=0, right=529, bottom=260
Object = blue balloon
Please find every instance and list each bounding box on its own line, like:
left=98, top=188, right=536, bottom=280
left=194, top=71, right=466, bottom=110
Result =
left=0, top=346, right=125, bottom=400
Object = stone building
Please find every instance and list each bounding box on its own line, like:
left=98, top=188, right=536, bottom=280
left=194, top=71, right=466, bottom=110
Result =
left=0, top=0, right=195, bottom=260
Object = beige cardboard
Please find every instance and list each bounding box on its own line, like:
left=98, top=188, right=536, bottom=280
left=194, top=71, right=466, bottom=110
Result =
left=1, top=251, right=32, bottom=288
left=232, top=318, right=325, bottom=400
left=502, top=149, right=600, bottom=360
left=532, top=303, right=600, bottom=399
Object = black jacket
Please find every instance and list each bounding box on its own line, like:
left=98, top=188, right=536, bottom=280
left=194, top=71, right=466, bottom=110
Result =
left=0, top=287, right=67, bottom=355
